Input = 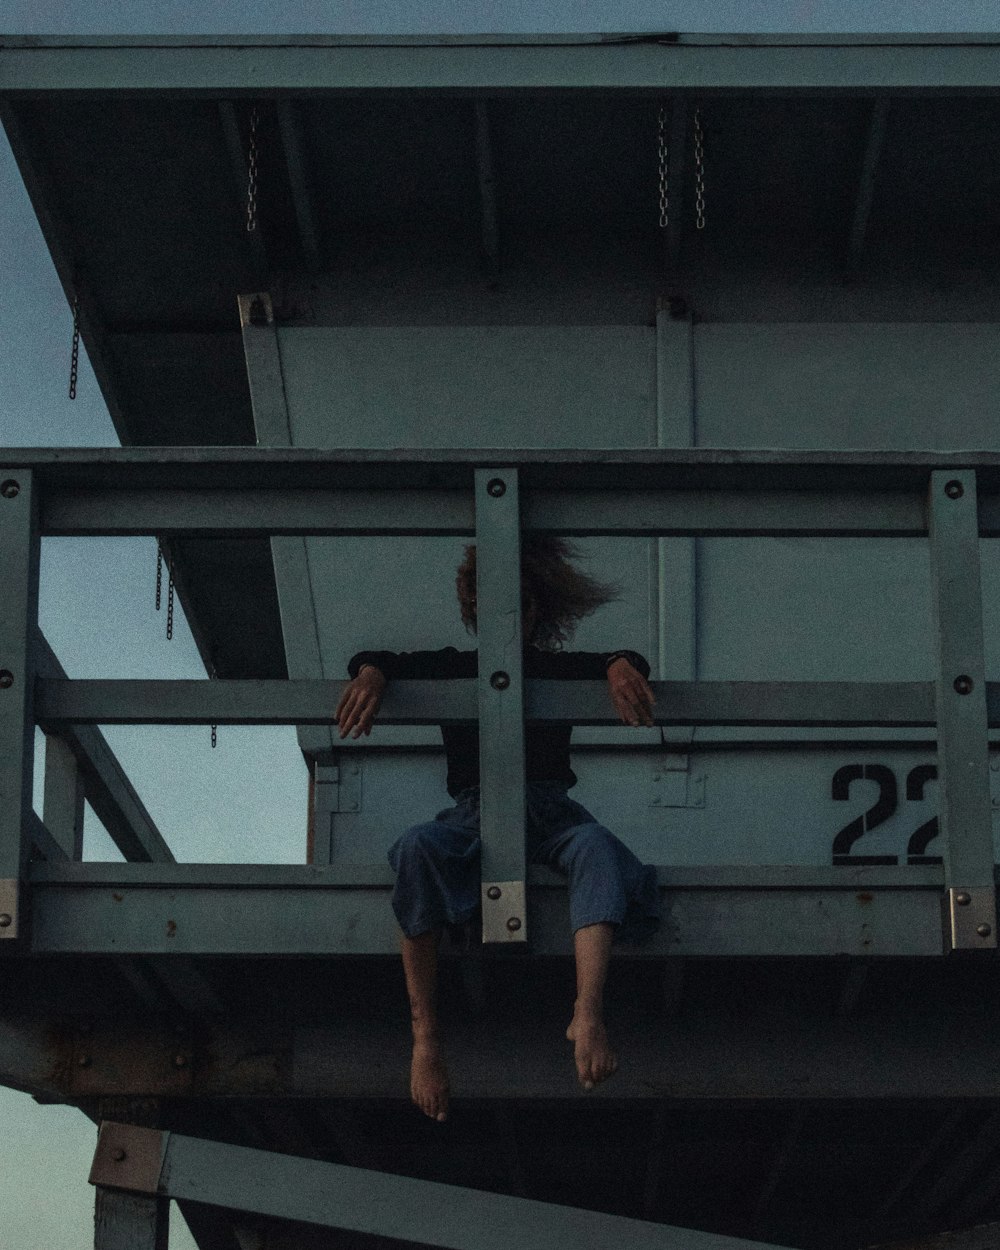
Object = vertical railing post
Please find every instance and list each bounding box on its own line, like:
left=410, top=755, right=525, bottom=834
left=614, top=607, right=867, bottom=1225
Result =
left=43, top=733, right=86, bottom=861
left=927, top=469, right=996, bottom=951
left=474, top=468, right=527, bottom=944
left=0, top=468, right=39, bottom=941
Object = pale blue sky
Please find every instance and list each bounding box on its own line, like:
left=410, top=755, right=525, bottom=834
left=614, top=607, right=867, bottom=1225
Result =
left=1, top=3, right=998, bottom=1248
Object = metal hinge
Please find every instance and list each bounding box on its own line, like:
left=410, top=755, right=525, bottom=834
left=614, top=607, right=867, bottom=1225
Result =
left=650, top=753, right=705, bottom=809
left=315, top=762, right=362, bottom=814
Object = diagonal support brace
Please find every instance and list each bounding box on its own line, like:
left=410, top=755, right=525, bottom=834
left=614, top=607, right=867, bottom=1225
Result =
left=90, top=1122, right=793, bottom=1250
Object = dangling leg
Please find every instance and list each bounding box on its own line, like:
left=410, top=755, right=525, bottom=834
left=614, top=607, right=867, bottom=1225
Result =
left=389, top=806, right=481, bottom=1122
left=532, top=809, right=654, bottom=1092
left=401, top=928, right=450, bottom=1121
left=566, top=920, right=618, bottom=1090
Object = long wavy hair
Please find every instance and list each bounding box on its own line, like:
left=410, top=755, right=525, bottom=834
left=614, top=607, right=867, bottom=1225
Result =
left=456, top=536, right=618, bottom=650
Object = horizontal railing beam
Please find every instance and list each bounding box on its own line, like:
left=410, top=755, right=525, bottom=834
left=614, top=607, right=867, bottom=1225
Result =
left=29, top=861, right=945, bottom=889
left=28, top=871, right=945, bottom=957
left=38, top=487, right=930, bottom=538
left=8, top=445, right=1000, bottom=490
left=33, top=678, right=942, bottom=728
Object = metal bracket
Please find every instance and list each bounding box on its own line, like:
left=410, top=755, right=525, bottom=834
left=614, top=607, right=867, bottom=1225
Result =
left=650, top=754, right=705, bottom=809
left=0, top=878, right=18, bottom=940
left=314, top=763, right=362, bottom=814
left=948, top=886, right=997, bottom=951
left=89, top=1122, right=167, bottom=1194
left=70, top=1024, right=195, bottom=1097
left=482, top=880, right=527, bottom=945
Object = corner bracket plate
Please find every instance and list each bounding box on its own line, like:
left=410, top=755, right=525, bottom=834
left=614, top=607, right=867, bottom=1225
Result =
left=89, top=1122, right=167, bottom=1194
left=0, top=878, right=18, bottom=941
left=948, top=886, right=997, bottom=951
left=482, top=880, right=527, bottom=945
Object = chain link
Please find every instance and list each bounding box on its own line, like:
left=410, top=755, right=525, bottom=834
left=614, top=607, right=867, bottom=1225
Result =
left=166, top=563, right=175, bottom=641
left=209, top=661, right=218, bottom=749
left=68, top=296, right=80, bottom=400
left=694, top=108, right=706, bottom=231
left=155, top=541, right=163, bottom=612
left=246, top=104, right=260, bottom=234
left=657, top=104, right=669, bottom=229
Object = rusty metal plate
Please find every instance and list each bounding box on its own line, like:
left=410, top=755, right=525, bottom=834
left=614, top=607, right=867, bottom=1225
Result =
left=89, top=1122, right=167, bottom=1194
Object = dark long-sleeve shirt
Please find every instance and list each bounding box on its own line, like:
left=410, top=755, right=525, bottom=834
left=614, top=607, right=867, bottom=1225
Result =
left=347, top=645, right=650, bottom=797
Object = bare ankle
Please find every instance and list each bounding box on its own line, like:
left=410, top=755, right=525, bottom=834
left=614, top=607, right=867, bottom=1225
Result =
left=572, top=1000, right=603, bottom=1025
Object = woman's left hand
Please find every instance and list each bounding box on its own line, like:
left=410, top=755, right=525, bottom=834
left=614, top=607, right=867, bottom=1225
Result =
left=607, top=658, right=656, bottom=727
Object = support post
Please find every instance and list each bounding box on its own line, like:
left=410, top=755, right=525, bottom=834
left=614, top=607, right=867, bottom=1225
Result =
left=93, top=1102, right=169, bottom=1250
left=0, top=469, right=39, bottom=942
left=475, top=468, right=527, bottom=944
left=238, top=292, right=334, bottom=764
left=927, top=470, right=996, bottom=950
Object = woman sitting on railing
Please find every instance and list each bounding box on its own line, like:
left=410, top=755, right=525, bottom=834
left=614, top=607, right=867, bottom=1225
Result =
left=335, top=537, right=659, bottom=1122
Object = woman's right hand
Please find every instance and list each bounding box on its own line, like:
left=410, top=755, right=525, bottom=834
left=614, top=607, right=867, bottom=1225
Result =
left=335, top=665, right=387, bottom=739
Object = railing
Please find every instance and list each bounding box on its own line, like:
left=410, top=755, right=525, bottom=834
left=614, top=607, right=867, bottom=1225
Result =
left=1, top=448, right=998, bottom=957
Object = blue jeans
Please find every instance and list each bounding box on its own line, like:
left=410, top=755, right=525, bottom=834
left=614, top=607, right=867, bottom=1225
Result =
left=388, top=781, right=660, bottom=943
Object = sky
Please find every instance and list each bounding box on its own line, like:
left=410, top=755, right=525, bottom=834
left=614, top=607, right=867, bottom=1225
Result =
left=2, top=2, right=999, bottom=1248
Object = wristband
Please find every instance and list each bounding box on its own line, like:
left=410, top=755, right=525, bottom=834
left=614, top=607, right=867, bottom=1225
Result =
left=605, top=649, right=643, bottom=672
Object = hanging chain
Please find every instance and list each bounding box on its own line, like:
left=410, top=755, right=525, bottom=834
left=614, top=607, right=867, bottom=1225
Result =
left=209, top=661, right=218, bottom=749
left=155, top=541, right=163, bottom=612
left=166, top=558, right=175, bottom=641
left=693, top=108, right=706, bottom=231
left=246, top=104, right=260, bottom=233
left=657, top=104, right=669, bottom=229
left=68, top=296, right=80, bottom=400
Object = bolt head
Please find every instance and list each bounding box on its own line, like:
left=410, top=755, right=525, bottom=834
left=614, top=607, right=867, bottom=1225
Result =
left=955, top=892, right=972, bottom=906
left=486, top=478, right=506, bottom=498
left=174, top=1053, right=188, bottom=1068
left=77, top=1054, right=91, bottom=1068
left=112, top=1148, right=126, bottom=1163
left=490, top=671, right=510, bottom=691
left=506, top=916, right=522, bottom=933
left=977, top=923, right=993, bottom=938
left=486, top=886, right=501, bottom=901
left=954, top=675, right=974, bottom=695
left=0, top=479, right=19, bottom=499
left=0, top=671, right=13, bottom=690
left=944, top=480, right=964, bottom=499
left=0, top=913, right=12, bottom=929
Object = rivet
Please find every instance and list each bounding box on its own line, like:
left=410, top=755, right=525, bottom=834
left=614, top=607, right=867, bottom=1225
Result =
left=0, top=479, right=19, bottom=499
left=77, top=1054, right=91, bottom=1068
left=977, top=923, right=993, bottom=938
left=944, top=480, right=964, bottom=500
left=506, top=917, right=522, bottom=932
left=490, top=671, right=510, bottom=691
left=0, top=913, right=12, bottom=928
left=112, top=1148, right=126, bottom=1163
left=954, top=675, right=974, bottom=695
left=486, top=886, right=501, bottom=900
left=173, top=1054, right=188, bottom=1068
left=955, top=892, right=972, bottom=906
left=0, top=671, right=13, bottom=690
left=486, top=478, right=506, bottom=498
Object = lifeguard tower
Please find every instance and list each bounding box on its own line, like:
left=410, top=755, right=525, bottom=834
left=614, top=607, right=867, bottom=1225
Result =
left=4, top=31, right=1000, bottom=1250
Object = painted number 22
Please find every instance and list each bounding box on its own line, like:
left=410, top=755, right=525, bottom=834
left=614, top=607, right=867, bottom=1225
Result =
left=831, top=764, right=940, bottom=866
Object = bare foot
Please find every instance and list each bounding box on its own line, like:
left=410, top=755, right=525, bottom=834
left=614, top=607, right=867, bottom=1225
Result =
left=410, top=1036, right=450, bottom=1121
left=566, top=1013, right=618, bottom=1091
